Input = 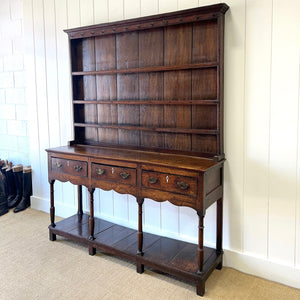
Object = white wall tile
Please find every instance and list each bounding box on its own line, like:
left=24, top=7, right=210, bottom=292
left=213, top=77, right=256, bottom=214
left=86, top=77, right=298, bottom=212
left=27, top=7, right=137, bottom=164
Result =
left=5, top=88, right=25, bottom=104
left=7, top=119, right=27, bottom=136
left=0, top=72, right=14, bottom=88
left=14, top=71, right=26, bottom=88
left=0, top=104, right=16, bottom=119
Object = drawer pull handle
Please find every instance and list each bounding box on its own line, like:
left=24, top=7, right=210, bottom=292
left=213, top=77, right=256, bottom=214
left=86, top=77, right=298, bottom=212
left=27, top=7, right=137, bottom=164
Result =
left=74, top=165, right=82, bottom=172
left=148, top=176, right=158, bottom=184
left=55, top=162, right=62, bottom=168
left=120, top=172, right=130, bottom=179
left=177, top=181, right=189, bottom=190
left=96, top=168, right=105, bottom=175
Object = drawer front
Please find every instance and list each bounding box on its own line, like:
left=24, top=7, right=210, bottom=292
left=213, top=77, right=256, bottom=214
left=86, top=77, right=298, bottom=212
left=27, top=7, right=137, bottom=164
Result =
left=91, top=163, right=136, bottom=186
left=51, top=157, right=88, bottom=177
left=142, top=170, right=197, bottom=197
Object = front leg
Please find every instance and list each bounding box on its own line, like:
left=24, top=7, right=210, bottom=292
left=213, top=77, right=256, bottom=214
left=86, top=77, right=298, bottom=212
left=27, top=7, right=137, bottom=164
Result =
left=88, top=188, right=96, bottom=255
left=136, top=197, right=144, bottom=273
left=49, top=180, right=56, bottom=241
left=88, top=188, right=95, bottom=241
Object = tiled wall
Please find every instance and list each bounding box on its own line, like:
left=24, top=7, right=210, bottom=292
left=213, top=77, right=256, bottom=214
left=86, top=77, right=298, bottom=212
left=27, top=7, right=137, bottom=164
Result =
left=0, top=0, right=29, bottom=165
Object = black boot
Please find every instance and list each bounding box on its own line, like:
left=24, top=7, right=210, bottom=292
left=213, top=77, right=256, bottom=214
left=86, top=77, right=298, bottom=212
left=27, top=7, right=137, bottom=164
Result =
left=5, top=165, right=16, bottom=206
left=14, top=166, right=32, bottom=213
left=8, top=165, right=23, bottom=209
left=0, top=171, right=8, bottom=216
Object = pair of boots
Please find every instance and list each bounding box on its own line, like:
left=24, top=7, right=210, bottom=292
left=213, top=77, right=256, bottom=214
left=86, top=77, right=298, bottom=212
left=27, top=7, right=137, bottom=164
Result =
left=0, top=161, right=32, bottom=216
left=0, top=160, right=9, bottom=216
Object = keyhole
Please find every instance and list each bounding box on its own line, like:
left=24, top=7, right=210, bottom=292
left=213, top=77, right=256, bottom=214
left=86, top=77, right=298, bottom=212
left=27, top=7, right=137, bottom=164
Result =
left=166, top=176, right=169, bottom=183
left=112, top=167, right=114, bottom=174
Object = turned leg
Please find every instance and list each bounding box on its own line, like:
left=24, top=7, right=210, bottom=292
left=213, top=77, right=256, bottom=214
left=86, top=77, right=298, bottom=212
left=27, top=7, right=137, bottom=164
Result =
left=197, top=212, right=204, bottom=274
left=88, top=188, right=95, bottom=240
left=49, top=180, right=56, bottom=241
left=136, top=197, right=144, bottom=273
left=88, top=188, right=96, bottom=255
left=216, top=197, right=223, bottom=269
left=77, top=185, right=83, bottom=215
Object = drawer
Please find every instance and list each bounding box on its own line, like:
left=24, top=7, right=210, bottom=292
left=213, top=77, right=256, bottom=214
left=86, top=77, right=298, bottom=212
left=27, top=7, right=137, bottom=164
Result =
left=51, top=157, right=88, bottom=177
left=91, top=163, right=136, bottom=186
left=142, top=170, right=197, bottom=197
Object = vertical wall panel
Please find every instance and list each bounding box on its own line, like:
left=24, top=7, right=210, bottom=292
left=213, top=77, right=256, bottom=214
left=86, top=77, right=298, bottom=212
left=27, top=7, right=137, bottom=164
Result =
left=32, top=0, right=50, bottom=199
left=94, top=0, right=109, bottom=23
left=141, top=0, right=158, bottom=16
left=124, top=0, right=140, bottom=19
left=108, top=0, right=123, bottom=21
left=243, top=0, right=272, bottom=257
left=158, top=0, right=177, bottom=13
left=222, top=0, right=245, bottom=252
left=269, top=0, right=300, bottom=264
left=178, top=0, right=198, bottom=10
left=55, top=0, right=76, bottom=208
left=24, top=0, right=41, bottom=201
left=67, top=0, right=80, bottom=28
left=80, top=0, right=94, bottom=26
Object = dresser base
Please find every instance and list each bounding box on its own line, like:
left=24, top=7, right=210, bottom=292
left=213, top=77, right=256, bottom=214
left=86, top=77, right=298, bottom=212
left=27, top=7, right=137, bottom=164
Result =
left=49, top=213, right=222, bottom=296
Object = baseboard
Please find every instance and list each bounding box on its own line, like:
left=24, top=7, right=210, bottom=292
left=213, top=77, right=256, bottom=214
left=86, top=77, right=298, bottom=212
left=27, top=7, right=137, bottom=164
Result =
left=223, top=249, right=300, bottom=289
left=31, top=196, right=300, bottom=290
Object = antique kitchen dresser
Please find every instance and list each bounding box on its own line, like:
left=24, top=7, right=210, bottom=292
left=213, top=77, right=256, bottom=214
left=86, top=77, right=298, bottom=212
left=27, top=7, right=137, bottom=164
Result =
left=46, top=3, right=229, bottom=296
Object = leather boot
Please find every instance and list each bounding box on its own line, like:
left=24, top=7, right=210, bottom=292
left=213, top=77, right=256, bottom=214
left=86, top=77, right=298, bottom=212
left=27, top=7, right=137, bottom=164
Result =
left=5, top=164, right=16, bottom=205
left=14, top=166, right=32, bottom=213
left=0, top=171, right=8, bottom=216
left=8, top=165, right=23, bottom=209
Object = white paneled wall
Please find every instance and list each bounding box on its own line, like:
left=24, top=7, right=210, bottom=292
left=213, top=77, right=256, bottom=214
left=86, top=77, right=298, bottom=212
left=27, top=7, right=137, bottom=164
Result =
left=22, top=0, right=300, bottom=289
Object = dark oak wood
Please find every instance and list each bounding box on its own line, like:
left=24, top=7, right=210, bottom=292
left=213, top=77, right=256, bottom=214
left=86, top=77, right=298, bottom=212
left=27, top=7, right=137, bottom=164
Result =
left=46, top=3, right=228, bottom=297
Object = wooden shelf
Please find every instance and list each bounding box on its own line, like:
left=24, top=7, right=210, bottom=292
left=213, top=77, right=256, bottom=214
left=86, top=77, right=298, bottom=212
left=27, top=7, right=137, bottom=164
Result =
left=73, top=100, right=219, bottom=105
left=74, top=123, right=219, bottom=135
left=49, top=213, right=221, bottom=282
left=72, top=62, right=218, bottom=76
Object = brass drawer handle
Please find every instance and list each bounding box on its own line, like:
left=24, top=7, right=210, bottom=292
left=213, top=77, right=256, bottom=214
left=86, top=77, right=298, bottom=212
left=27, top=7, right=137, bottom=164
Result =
left=55, top=162, right=62, bottom=168
left=74, top=165, right=83, bottom=172
left=96, top=168, right=105, bottom=175
left=148, top=176, right=158, bottom=184
left=120, top=172, right=130, bottom=179
left=177, top=181, right=189, bottom=190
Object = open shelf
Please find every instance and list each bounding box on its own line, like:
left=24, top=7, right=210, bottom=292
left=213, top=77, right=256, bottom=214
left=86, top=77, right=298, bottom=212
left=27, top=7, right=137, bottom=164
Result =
left=73, top=100, right=219, bottom=105
left=72, top=62, right=218, bottom=76
left=49, top=213, right=221, bottom=282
